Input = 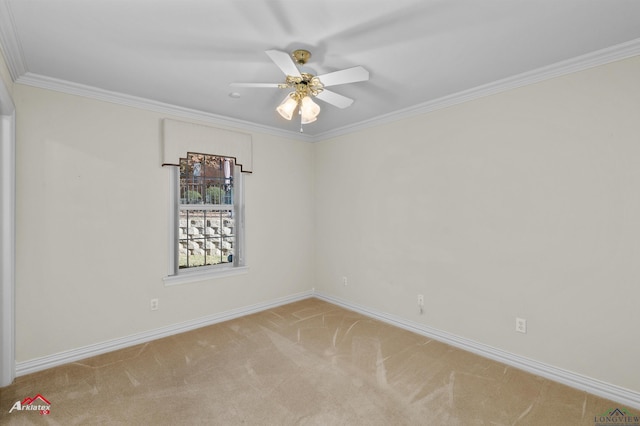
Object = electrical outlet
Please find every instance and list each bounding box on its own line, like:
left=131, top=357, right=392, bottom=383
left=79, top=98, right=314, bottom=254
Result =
left=150, top=298, right=159, bottom=311
left=342, top=276, right=348, bottom=286
left=417, top=294, right=424, bottom=306
left=516, top=317, right=527, bottom=333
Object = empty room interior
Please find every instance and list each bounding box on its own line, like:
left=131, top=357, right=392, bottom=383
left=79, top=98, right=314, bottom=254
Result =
left=1, top=1, right=640, bottom=424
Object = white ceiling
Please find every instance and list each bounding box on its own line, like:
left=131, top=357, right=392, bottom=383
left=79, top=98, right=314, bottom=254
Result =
left=1, top=0, right=640, bottom=140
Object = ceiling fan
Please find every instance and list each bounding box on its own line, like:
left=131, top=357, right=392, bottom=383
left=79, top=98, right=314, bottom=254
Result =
left=230, top=49, right=369, bottom=129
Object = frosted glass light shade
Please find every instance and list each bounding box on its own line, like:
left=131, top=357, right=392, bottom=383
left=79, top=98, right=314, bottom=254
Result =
left=300, top=96, right=320, bottom=124
left=276, top=94, right=298, bottom=120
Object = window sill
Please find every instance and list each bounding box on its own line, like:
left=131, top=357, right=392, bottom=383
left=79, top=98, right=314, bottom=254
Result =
left=163, top=265, right=249, bottom=286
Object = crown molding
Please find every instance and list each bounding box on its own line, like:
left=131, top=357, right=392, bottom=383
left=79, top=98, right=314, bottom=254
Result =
left=15, top=72, right=314, bottom=142
left=315, top=38, right=640, bottom=141
left=3, top=6, right=639, bottom=144
left=0, top=0, right=26, bottom=80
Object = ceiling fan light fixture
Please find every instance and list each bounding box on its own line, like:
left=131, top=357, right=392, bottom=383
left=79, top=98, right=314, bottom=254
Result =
left=300, top=96, right=320, bottom=124
left=276, top=94, right=298, bottom=120
left=235, top=49, right=367, bottom=127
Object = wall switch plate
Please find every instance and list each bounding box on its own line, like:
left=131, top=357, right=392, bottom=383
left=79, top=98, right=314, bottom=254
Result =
left=516, top=317, right=527, bottom=333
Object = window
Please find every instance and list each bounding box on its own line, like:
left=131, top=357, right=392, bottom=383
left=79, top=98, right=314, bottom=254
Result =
left=165, top=152, right=246, bottom=284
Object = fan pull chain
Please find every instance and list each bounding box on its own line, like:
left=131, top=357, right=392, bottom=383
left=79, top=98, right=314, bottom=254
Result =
left=299, top=110, right=304, bottom=133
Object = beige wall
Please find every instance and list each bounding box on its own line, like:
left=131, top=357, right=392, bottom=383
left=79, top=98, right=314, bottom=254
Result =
left=314, top=56, right=640, bottom=392
left=13, top=84, right=314, bottom=361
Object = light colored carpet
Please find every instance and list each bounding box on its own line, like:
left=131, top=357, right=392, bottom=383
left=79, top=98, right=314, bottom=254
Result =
left=0, top=298, right=622, bottom=425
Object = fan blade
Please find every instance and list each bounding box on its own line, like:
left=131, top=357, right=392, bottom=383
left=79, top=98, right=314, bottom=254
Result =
left=315, top=90, right=354, bottom=109
left=317, top=66, right=369, bottom=87
left=265, top=49, right=301, bottom=78
left=229, top=83, right=281, bottom=88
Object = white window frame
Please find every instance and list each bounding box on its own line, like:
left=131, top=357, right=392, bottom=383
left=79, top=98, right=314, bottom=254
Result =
left=163, top=159, right=247, bottom=286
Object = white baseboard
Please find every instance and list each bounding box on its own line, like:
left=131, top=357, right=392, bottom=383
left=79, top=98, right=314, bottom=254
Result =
left=314, top=292, right=640, bottom=411
left=15, top=290, right=639, bottom=410
left=16, top=290, right=313, bottom=377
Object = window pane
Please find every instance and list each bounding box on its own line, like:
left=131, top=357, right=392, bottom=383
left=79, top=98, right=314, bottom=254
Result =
left=180, top=154, right=233, bottom=205
left=178, top=209, right=235, bottom=269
